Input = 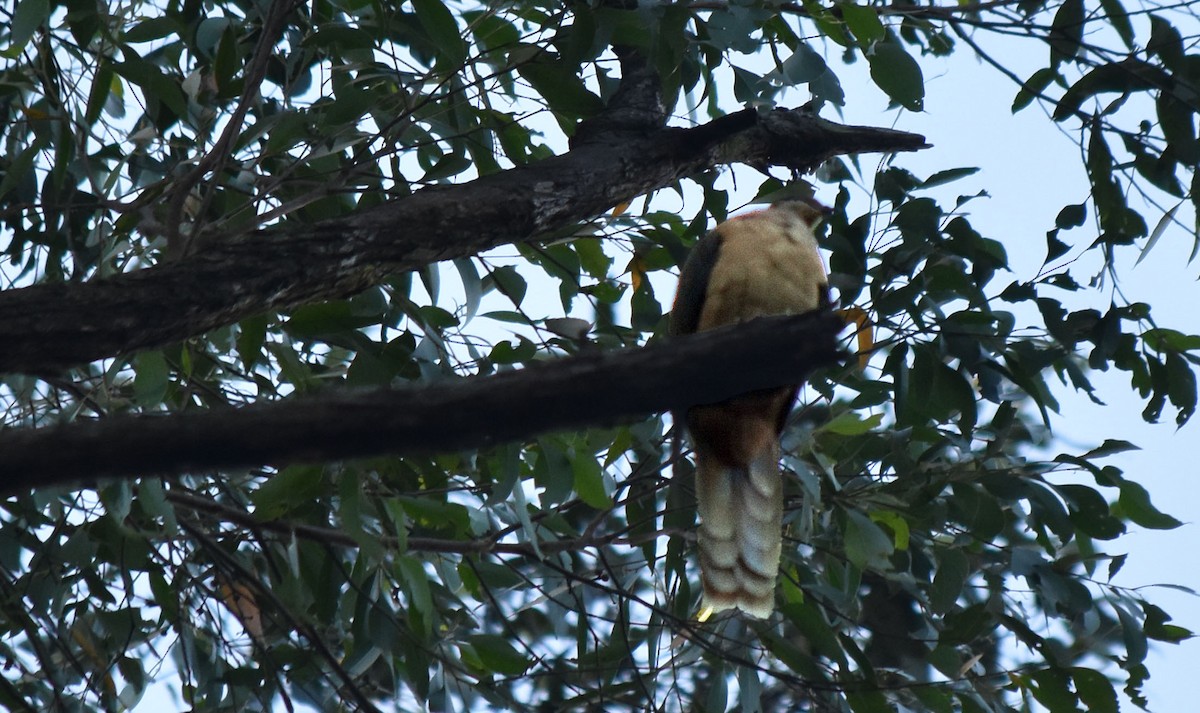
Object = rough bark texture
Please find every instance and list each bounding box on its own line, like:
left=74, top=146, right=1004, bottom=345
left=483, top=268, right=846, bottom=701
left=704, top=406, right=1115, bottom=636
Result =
left=0, top=108, right=924, bottom=374
left=0, top=311, right=845, bottom=492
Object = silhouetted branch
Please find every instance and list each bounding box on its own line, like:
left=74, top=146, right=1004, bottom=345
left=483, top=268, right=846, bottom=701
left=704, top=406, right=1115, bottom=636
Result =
left=0, top=311, right=846, bottom=491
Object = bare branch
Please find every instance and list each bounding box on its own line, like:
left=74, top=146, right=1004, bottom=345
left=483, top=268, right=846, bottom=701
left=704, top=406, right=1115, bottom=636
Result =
left=0, top=311, right=846, bottom=491
left=0, top=109, right=922, bottom=374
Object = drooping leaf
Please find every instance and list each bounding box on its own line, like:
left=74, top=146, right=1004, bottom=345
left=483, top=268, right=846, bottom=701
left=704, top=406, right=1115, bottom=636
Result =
left=868, top=41, right=924, bottom=111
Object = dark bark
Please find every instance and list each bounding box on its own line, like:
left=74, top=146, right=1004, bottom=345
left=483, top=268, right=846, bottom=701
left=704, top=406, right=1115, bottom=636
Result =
left=0, top=311, right=845, bottom=492
left=0, top=108, right=924, bottom=374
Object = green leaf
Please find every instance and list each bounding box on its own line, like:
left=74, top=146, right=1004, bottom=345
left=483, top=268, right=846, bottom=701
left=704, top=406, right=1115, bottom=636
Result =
left=1071, top=667, right=1118, bottom=713
left=122, top=17, right=180, bottom=43
left=844, top=510, right=893, bottom=569
left=0, top=145, right=38, bottom=201
left=468, top=634, right=530, bottom=675
left=839, top=3, right=886, bottom=48
left=1013, top=67, right=1058, bottom=113
left=775, top=43, right=829, bottom=86
left=921, top=167, right=979, bottom=189
left=250, top=465, right=329, bottom=520
left=133, top=351, right=170, bottom=407
left=820, top=411, right=882, bottom=436
left=1054, top=59, right=1167, bottom=121
left=285, top=300, right=379, bottom=338
left=1143, top=328, right=1200, bottom=352
left=2, top=0, right=49, bottom=59
left=869, top=511, right=909, bottom=551
left=397, top=556, right=434, bottom=634
left=846, top=689, right=891, bottom=713
left=1116, top=481, right=1183, bottom=530
left=1030, top=668, right=1078, bottom=711
left=940, top=603, right=997, bottom=645
left=1165, top=351, right=1197, bottom=424
left=1136, top=202, right=1181, bottom=269
left=1115, top=602, right=1149, bottom=663
left=1080, top=439, right=1139, bottom=459
left=1049, top=0, right=1085, bottom=64
left=411, top=0, right=467, bottom=66
left=101, top=480, right=133, bottom=522
left=1099, top=0, right=1134, bottom=48
left=513, top=45, right=603, bottom=118
left=930, top=548, right=969, bottom=614
left=868, top=41, right=924, bottom=111
left=486, top=265, right=527, bottom=306
left=453, top=258, right=482, bottom=323
left=113, top=58, right=187, bottom=120
left=466, top=11, right=518, bottom=53
left=1056, top=203, right=1087, bottom=229
left=953, top=483, right=1005, bottom=541
left=780, top=598, right=847, bottom=665
left=534, top=438, right=575, bottom=505
left=572, top=448, right=612, bottom=509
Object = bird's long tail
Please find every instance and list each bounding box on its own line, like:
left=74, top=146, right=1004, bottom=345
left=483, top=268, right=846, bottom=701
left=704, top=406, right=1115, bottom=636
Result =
left=695, top=444, right=783, bottom=619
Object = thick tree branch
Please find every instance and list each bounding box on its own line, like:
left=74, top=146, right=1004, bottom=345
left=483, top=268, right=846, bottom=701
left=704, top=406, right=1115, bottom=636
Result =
left=0, top=311, right=845, bottom=492
left=0, top=108, right=923, bottom=374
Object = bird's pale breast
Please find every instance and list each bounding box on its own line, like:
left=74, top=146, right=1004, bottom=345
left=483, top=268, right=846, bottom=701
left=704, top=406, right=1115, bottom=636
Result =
left=696, top=219, right=827, bottom=332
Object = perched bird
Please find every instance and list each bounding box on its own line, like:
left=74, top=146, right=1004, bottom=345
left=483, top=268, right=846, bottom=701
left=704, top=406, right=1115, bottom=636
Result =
left=670, top=199, right=830, bottom=619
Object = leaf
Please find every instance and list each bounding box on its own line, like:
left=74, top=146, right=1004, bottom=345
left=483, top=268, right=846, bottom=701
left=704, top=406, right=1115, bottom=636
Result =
left=0, top=145, right=38, bottom=201
left=1165, top=351, right=1197, bottom=425
left=468, top=634, right=530, bottom=675
left=397, top=556, right=434, bottom=635
left=237, top=315, right=268, bottom=371
left=250, top=465, right=328, bottom=520
left=1060, top=659, right=1111, bottom=706
left=133, top=351, right=170, bottom=407
left=1098, top=0, right=1134, bottom=48
left=839, top=3, right=886, bottom=48
left=1116, top=481, right=1183, bottom=530
left=820, top=411, right=882, bottom=436
left=534, top=438, right=575, bottom=505
left=1143, top=328, right=1200, bottom=352
left=485, top=265, right=527, bottom=306
left=1115, top=601, right=1149, bottom=664
left=101, top=480, right=133, bottom=522
left=453, top=258, right=482, bottom=323
left=1030, top=668, right=1078, bottom=711
left=921, top=167, right=979, bottom=189
left=1080, top=439, right=1140, bottom=458
left=1136, top=202, right=1182, bottom=267
left=572, top=448, right=612, bottom=509
left=775, top=43, right=829, bottom=85
left=411, top=0, right=466, bottom=66
left=466, top=11, right=518, bottom=53
left=844, top=510, right=893, bottom=569
left=513, top=46, right=603, bottom=118
left=2, top=0, right=49, bottom=59
left=113, top=58, right=187, bottom=120
left=1048, top=0, right=1085, bottom=64
left=867, top=41, right=924, bottom=111
left=1013, top=67, right=1058, bottom=113
left=930, top=548, right=969, bottom=614
left=1056, top=203, right=1087, bottom=229
left=1054, top=59, right=1167, bottom=121
left=285, top=300, right=380, bottom=338
left=869, top=511, right=909, bottom=551
left=1147, top=15, right=1185, bottom=70
left=846, top=689, right=891, bottom=713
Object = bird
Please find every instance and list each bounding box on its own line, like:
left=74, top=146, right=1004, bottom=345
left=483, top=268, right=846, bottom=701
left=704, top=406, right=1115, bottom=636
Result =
left=669, top=199, right=830, bottom=619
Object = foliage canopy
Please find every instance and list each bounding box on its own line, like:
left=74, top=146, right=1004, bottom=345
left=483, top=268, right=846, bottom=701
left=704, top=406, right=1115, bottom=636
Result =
left=0, top=0, right=1197, bottom=711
